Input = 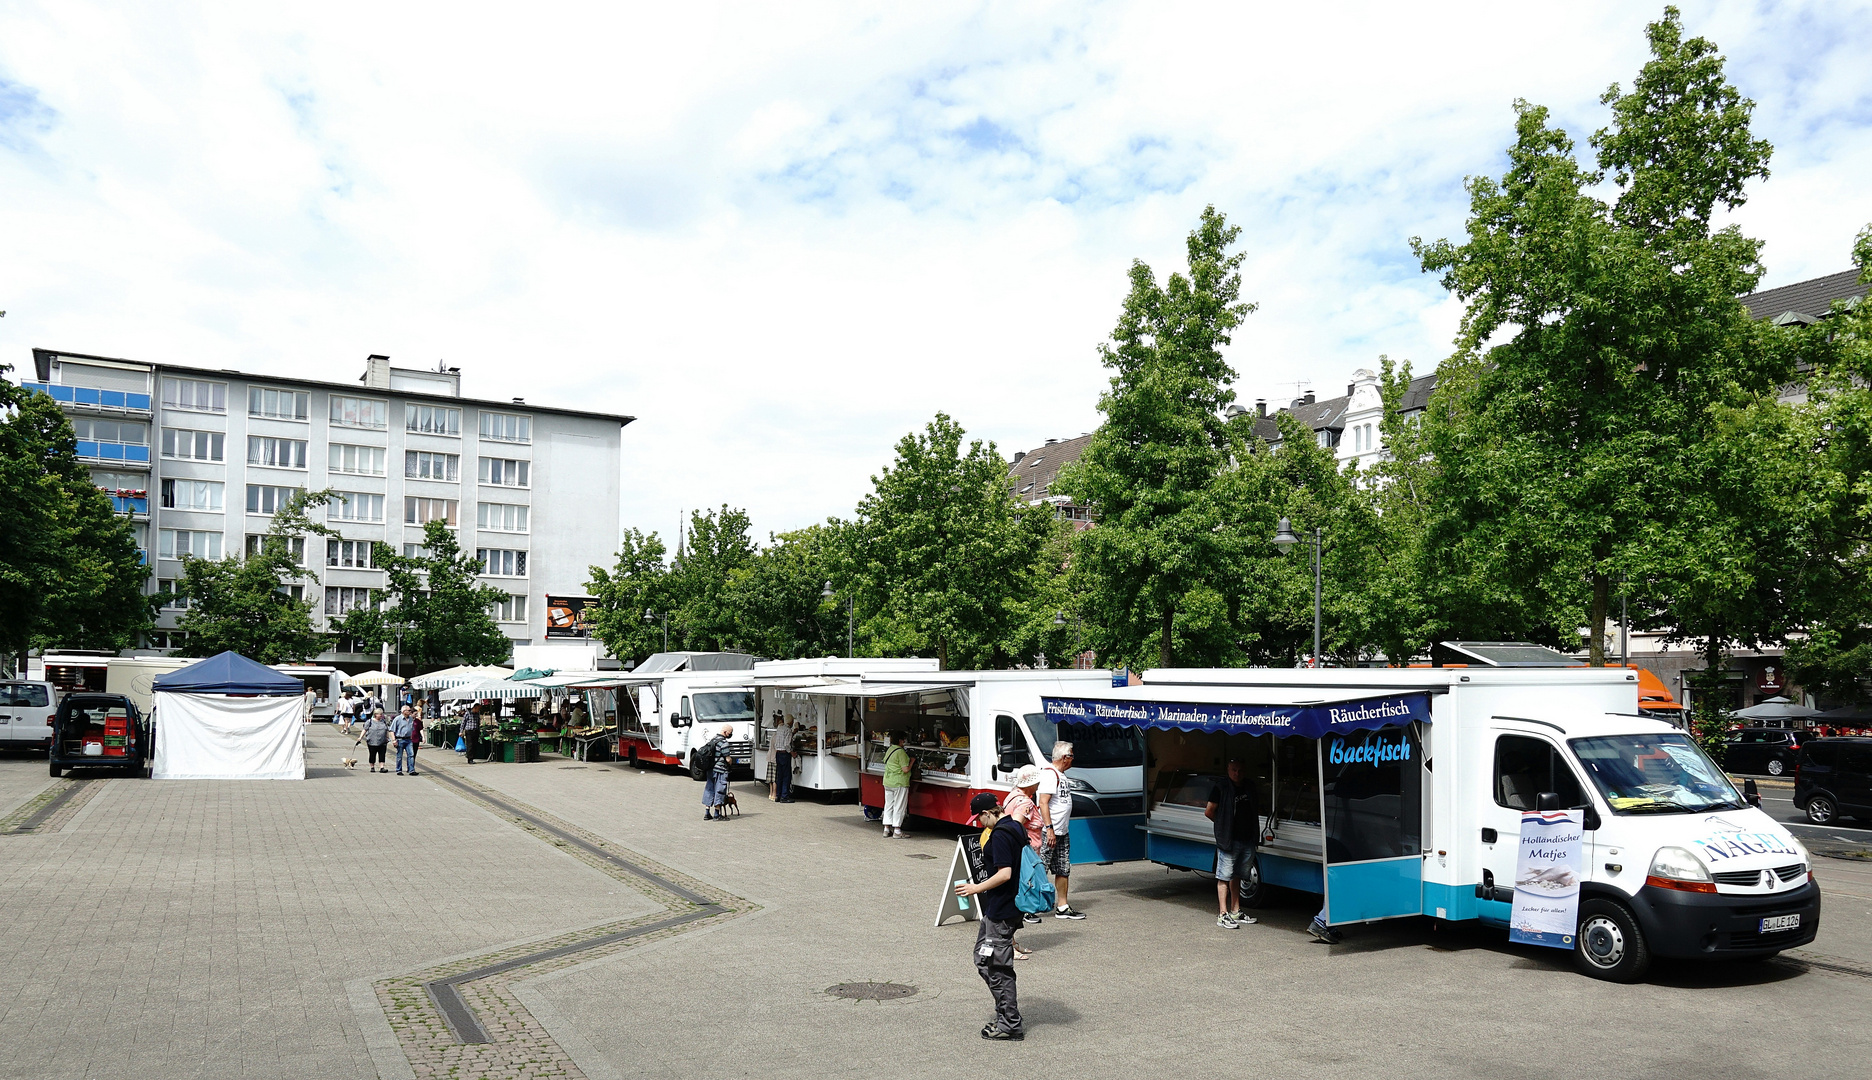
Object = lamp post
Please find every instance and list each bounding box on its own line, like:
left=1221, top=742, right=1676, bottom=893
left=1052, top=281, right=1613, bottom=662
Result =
left=643, top=608, right=669, bottom=652
left=1053, top=610, right=1083, bottom=669
left=822, top=581, right=853, bottom=658
left=1272, top=517, right=1322, bottom=668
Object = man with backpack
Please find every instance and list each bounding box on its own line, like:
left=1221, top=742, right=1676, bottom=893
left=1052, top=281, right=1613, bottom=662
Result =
left=698, top=725, right=734, bottom=820
left=954, top=793, right=1027, bottom=1040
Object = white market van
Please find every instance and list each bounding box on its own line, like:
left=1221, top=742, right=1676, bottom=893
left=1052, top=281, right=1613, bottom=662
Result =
left=1043, top=653, right=1821, bottom=981
left=750, top=657, right=944, bottom=797
left=616, top=652, right=760, bottom=774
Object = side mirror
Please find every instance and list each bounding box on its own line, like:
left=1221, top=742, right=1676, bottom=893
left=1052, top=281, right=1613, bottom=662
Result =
left=1743, top=778, right=1761, bottom=807
left=1536, top=791, right=1564, bottom=812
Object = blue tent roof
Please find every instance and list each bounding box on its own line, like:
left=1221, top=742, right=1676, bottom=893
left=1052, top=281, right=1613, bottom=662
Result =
left=152, top=651, right=305, bottom=696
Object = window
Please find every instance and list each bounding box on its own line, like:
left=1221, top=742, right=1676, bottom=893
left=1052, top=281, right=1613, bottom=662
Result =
left=330, top=491, right=386, bottom=522
left=405, top=451, right=460, bottom=481
left=71, top=419, right=149, bottom=444
left=402, top=542, right=433, bottom=559
left=160, top=479, right=224, bottom=511
left=324, top=586, right=380, bottom=615
left=161, top=377, right=226, bottom=413
left=162, top=429, right=226, bottom=462
left=157, top=578, right=191, bottom=610
left=329, top=443, right=386, bottom=476
left=329, top=395, right=388, bottom=429
left=478, top=457, right=529, bottom=487
left=479, top=411, right=531, bottom=443
left=145, top=630, right=189, bottom=650
left=247, top=436, right=308, bottom=469
left=158, top=529, right=223, bottom=560
left=1494, top=735, right=1586, bottom=811
left=477, top=502, right=529, bottom=533
left=245, top=534, right=305, bottom=564
left=276, top=584, right=306, bottom=603
left=478, top=548, right=528, bottom=576
left=246, top=484, right=302, bottom=515
left=406, top=497, right=458, bottom=526
left=92, top=470, right=146, bottom=494
left=407, top=404, right=461, bottom=436
left=247, top=387, right=310, bottom=421
left=489, top=593, right=528, bottom=622
left=327, top=539, right=379, bottom=569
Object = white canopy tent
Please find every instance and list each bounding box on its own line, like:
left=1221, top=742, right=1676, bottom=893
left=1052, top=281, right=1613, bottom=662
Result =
left=150, top=652, right=306, bottom=781
left=440, top=676, right=545, bottom=701
left=410, top=665, right=514, bottom=690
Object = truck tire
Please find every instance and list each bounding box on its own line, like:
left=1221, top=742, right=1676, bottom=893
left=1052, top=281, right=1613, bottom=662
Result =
left=1574, top=898, right=1651, bottom=982
left=1239, top=858, right=1266, bottom=908
left=1804, top=794, right=1837, bottom=825
left=49, top=760, right=63, bottom=778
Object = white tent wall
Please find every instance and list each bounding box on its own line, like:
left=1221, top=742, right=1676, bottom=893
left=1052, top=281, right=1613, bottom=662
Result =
left=153, top=692, right=306, bottom=780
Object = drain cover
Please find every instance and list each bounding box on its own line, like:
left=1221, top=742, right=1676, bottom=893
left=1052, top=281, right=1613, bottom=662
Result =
left=903, top=853, right=936, bottom=860
left=826, top=982, right=918, bottom=1001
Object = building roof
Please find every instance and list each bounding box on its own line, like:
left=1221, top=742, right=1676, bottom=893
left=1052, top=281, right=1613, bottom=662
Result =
left=1740, top=269, right=1867, bottom=323
left=1248, top=371, right=1438, bottom=443
left=1007, top=432, right=1093, bottom=503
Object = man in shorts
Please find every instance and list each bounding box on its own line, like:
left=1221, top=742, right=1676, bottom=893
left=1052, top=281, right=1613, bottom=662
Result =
left=1205, top=757, right=1261, bottom=929
left=1035, top=742, right=1084, bottom=919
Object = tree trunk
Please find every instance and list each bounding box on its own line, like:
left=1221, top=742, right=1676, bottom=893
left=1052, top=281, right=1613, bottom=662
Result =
left=1588, top=573, right=1609, bottom=666
left=1159, top=609, right=1173, bottom=668
left=938, top=636, right=948, bottom=671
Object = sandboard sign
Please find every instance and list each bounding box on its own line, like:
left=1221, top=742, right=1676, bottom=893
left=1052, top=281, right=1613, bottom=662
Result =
left=933, top=833, right=991, bottom=927
left=1509, top=809, right=1584, bottom=949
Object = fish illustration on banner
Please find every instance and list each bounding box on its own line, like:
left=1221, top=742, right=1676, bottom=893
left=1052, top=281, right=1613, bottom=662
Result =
left=1509, top=809, right=1584, bottom=949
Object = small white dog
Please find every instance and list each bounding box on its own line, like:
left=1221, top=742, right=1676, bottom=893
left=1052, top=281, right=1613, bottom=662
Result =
left=341, top=756, right=358, bottom=770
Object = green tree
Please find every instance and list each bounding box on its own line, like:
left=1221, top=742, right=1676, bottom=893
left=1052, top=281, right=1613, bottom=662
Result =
left=669, top=505, right=757, bottom=651
left=175, top=491, right=333, bottom=662
left=339, top=519, right=511, bottom=670
left=586, top=527, right=677, bottom=663
left=1412, top=7, right=1779, bottom=689
left=726, top=522, right=852, bottom=660
left=849, top=412, right=1055, bottom=668
left=1054, top=205, right=1254, bottom=668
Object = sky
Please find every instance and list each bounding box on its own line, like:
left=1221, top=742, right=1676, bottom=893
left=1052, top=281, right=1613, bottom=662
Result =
left=3, top=1, right=1871, bottom=545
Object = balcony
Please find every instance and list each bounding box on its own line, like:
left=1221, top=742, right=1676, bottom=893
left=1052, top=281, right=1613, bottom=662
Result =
left=108, top=494, right=150, bottom=515
left=20, top=381, right=153, bottom=412
left=75, top=440, right=152, bottom=464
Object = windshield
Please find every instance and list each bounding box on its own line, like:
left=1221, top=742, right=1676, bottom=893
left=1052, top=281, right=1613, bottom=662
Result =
left=693, top=692, right=755, bottom=722
left=1024, top=713, right=1144, bottom=770
left=1570, top=732, right=1744, bottom=815
left=0, top=683, right=50, bottom=708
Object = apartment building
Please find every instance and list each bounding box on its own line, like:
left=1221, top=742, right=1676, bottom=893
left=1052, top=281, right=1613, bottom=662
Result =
left=20, top=349, right=632, bottom=662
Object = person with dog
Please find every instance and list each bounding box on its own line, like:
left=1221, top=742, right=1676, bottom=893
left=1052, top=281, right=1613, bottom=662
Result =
left=360, top=710, right=390, bottom=773
left=953, top=792, right=1026, bottom=1040
left=702, top=724, right=734, bottom=820
left=1205, top=757, right=1261, bottom=929
left=881, top=731, right=913, bottom=838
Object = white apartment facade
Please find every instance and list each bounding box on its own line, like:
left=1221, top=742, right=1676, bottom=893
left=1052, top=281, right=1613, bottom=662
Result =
left=22, top=349, right=630, bottom=663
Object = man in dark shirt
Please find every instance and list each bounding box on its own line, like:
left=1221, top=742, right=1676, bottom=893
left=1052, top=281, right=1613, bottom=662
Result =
left=954, top=792, right=1027, bottom=1040
left=1204, top=758, right=1261, bottom=929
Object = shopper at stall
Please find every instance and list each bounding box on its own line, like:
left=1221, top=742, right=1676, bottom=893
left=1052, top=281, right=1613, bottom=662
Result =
left=881, top=732, right=913, bottom=838
left=460, top=705, right=481, bottom=764
left=1036, top=742, right=1084, bottom=918
left=1205, top=758, right=1261, bottom=929
left=954, top=792, right=1026, bottom=1040
left=771, top=710, right=797, bottom=803
left=360, top=710, right=390, bottom=773
left=391, top=707, right=417, bottom=776
left=1001, top=765, right=1045, bottom=951
left=703, top=724, right=735, bottom=820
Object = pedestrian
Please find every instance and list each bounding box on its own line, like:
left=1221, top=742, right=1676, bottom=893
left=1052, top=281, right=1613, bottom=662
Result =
left=303, top=686, right=317, bottom=723
left=460, top=705, right=481, bottom=764
left=953, top=792, right=1026, bottom=1041
left=1205, top=758, right=1261, bottom=929
left=404, top=705, right=424, bottom=775
left=360, top=709, right=390, bottom=773
left=770, top=710, right=797, bottom=803
left=1035, top=742, right=1085, bottom=919
left=1001, top=764, right=1045, bottom=958
left=391, top=706, right=416, bottom=776
left=702, top=724, right=734, bottom=820
left=881, top=731, right=913, bottom=838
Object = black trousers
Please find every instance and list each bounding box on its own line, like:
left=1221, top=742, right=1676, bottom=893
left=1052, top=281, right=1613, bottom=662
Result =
left=974, top=916, right=1022, bottom=1033
left=463, top=730, right=480, bottom=763
left=367, top=744, right=386, bottom=766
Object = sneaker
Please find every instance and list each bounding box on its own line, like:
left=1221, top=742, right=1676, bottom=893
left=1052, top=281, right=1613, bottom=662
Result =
left=1022, top=912, right=1042, bottom=925
left=1053, top=907, right=1086, bottom=920
left=980, top=1025, right=1025, bottom=1041
left=1217, top=914, right=1239, bottom=929
left=704, top=811, right=713, bottom=821
left=1231, top=911, right=1258, bottom=925
left=1308, top=917, right=1342, bottom=944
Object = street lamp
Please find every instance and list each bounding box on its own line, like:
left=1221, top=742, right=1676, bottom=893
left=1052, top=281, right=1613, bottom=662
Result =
left=643, top=608, right=669, bottom=652
left=1054, top=610, right=1083, bottom=669
left=1272, top=517, right=1323, bottom=668
left=822, top=581, right=853, bottom=658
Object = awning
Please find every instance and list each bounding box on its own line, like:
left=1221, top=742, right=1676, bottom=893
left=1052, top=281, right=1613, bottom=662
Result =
left=440, top=676, right=544, bottom=701
left=410, top=665, right=514, bottom=690
left=782, top=681, right=959, bottom=699
left=1042, top=689, right=1433, bottom=738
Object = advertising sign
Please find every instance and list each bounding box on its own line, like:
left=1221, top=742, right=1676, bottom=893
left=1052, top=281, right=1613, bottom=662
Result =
left=544, top=595, right=596, bottom=639
left=1508, top=810, right=1584, bottom=949
left=1042, top=693, right=1432, bottom=739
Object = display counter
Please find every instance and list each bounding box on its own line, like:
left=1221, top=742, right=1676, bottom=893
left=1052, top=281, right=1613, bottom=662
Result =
left=863, top=735, right=970, bottom=784
left=1142, top=769, right=1324, bottom=889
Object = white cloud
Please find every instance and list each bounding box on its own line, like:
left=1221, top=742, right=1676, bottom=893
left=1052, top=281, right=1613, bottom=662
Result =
left=2, top=0, right=1869, bottom=545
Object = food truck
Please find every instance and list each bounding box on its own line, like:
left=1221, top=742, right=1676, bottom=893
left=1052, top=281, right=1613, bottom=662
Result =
left=750, top=658, right=943, bottom=797
left=1043, top=647, right=1821, bottom=981
left=616, top=652, right=759, bottom=774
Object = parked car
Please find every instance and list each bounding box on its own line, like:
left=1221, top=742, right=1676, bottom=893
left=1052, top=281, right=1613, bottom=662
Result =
left=1721, top=727, right=1802, bottom=776
left=0, top=680, right=58, bottom=751
left=1794, top=738, right=1872, bottom=825
left=48, top=693, right=148, bottom=778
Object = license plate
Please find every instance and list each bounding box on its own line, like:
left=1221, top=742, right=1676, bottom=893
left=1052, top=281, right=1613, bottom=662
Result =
left=1760, top=914, right=1800, bottom=932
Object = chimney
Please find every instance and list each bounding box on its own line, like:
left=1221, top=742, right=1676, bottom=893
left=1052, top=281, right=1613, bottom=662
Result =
left=1303, top=391, right=1315, bottom=405
left=1012, top=451, right=1026, bottom=465
left=1255, top=399, right=1267, bottom=418
left=362, top=354, right=391, bottom=388
left=1347, top=383, right=1355, bottom=396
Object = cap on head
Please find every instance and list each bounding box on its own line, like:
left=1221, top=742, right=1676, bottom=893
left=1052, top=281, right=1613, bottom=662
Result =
left=1012, top=764, right=1042, bottom=789
left=969, top=793, right=999, bottom=815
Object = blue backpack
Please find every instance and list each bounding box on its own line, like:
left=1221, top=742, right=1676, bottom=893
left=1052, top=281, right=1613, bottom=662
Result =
left=1015, top=845, right=1057, bottom=914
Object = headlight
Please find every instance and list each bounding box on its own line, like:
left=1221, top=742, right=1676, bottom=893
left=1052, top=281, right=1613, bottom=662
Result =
left=1646, top=846, right=1715, bottom=893
left=1068, top=777, right=1098, bottom=794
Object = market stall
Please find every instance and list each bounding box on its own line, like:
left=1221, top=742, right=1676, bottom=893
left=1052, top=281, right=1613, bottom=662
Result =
left=441, top=676, right=545, bottom=762
left=150, top=651, right=307, bottom=781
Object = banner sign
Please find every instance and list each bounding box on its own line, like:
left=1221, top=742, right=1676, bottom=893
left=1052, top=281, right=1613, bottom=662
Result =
left=1508, top=810, right=1584, bottom=949
left=1040, top=693, right=1432, bottom=739
left=544, top=595, right=596, bottom=639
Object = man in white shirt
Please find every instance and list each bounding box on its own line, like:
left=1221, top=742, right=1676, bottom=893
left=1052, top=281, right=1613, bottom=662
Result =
left=1034, top=742, right=1085, bottom=919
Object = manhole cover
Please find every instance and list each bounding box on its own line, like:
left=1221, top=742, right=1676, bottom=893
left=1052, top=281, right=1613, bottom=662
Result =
left=826, top=982, right=918, bottom=1001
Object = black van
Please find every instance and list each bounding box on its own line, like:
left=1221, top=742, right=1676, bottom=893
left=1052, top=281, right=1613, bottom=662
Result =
left=48, top=694, right=149, bottom=778
left=1793, top=737, right=1872, bottom=824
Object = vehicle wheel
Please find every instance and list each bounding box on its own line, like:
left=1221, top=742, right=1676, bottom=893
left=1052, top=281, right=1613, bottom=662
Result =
left=1239, top=858, right=1266, bottom=908
left=49, top=761, right=63, bottom=778
left=1766, top=758, right=1786, bottom=777
left=1805, top=794, right=1837, bottom=825
left=1574, top=898, right=1651, bottom=982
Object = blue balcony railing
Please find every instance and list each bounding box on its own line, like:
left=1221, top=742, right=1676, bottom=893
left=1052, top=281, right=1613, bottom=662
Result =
left=74, top=440, right=150, bottom=463
left=18, top=381, right=151, bottom=411
left=109, top=495, right=149, bottom=514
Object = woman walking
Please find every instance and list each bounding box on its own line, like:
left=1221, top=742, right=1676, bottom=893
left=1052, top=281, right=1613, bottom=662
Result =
left=460, top=705, right=480, bottom=764
left=359, top=709, right=391, bottom=773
